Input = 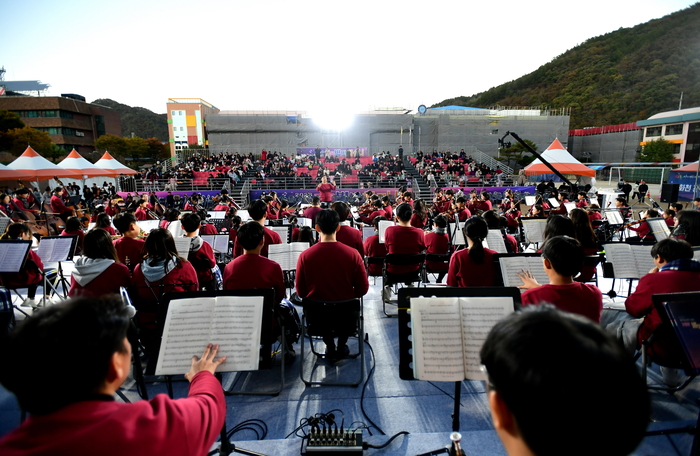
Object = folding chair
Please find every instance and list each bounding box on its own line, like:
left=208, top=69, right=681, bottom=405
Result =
left=422, top=253, right=451, bottom=285
left=299, top=297, right=364, bottom=387
left=365, top=256, right=385, bottom=285
left=382, top=253, right=425, bottom=317
left=576, top=254, right=603, bottom=286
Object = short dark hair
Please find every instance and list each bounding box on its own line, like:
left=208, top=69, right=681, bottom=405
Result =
left=316, top=209, right=339, bottom=235
left=395, top=202, right=412, bottom=222
left=543, top=215, right=575, bottom=240
left=671, top=203, right=684, bottom=212
left=237, top=221, right=265, bottom=251
left=113, top=212, right=137, bottom=234
left=541, top=235, right=583, bottom=277
left=311, top=196, right=320, bottom=205
left=180, top=212, right=201, bottom=233
left=651, top=238, right=693, bottom=262
left=480, top=306, right=649, bottom=456
left=247, top=200, right=268, bottom=221
left=0, top=297, right=131, bottom=414
left=65, top=216, right=82, bottom=232
left=372, top=215, right=387, bottom=230
left=331, top=201, right=350, bottom=220
left=434, top=214, right=447, bottom=229
left=464, top=216, right=488, bottom=264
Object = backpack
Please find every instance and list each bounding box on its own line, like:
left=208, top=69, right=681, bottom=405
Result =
left=278, top=298, right=301, bottom=345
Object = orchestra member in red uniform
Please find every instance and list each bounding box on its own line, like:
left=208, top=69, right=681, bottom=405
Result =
left=232, top=200, right=282, bottom=258
left=60, top=216, right=85, bottom=255
left=517, top=236, right=602, bottom=323
left=453, top=197, right=472, bottom=221
left=112, top=212, right=146, bottom=271
left=575, top=191, right=588, bottom=208
left=360, top=200, right=387, bottom=225
left=385, top=203, right=426, bottom=277
left=302, top=197, right=322, bottom=226
left=69, top=228, right=131, bottom=298
left=425, top=215, right=450, bottom=283
left=332, top=201, right=364, bottom=258
left=447, top=216, right=497, bottom=287
left=181, top=213, right=217, bottom=291
left=51, top=187, right=74, bottom=222
left=0, top=223, right=46, bottom=308
left=410, top=199, right=428, bottom=229
left=627, top=209, right=658, bottom=243
left=363, top=216, right=388, bottom=276
left=134, top=199, right=149, bottom=221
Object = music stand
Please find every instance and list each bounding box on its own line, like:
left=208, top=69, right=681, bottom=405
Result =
left=0, top=240, right=32, bottom=317
left=36, top=235, right=79, bottom=300
left=397, top=287, right=521, bottom=432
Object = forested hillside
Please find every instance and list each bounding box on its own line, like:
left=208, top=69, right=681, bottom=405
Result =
left=434, top=4, right=700, bottom=129
left=91, top=98, right=168, bottom=142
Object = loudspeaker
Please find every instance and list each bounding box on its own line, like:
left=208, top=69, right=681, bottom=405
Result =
left=660, top=183, right=679, bottom=203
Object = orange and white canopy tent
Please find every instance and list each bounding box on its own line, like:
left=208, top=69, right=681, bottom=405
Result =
left=676, top=161, right=699, bottom=172
left=523, top=139, right=596, bottom=178
left=57, top=149, right=113, bottom=177
left=7, top=146, right=83, bottom=181
left=0, top=163, right=34, bottom=181
left=93, top=152, right=138, bottom=175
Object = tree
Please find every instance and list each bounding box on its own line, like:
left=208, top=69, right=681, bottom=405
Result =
left=94, top=134, right=128, bottom=157
left=145, top=137, right=170, bottom=160
left=0, top=110, right=24, bottom=132
left=498, top=139, right=538, bottom=169
left=638, top=137, right=675, bottom=162
left=124, top=136, right=149, bottom=161
left=4, top=127, right=54, bottom=156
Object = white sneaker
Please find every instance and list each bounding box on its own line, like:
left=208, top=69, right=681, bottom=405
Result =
left=382, top=286, right=392, bottom=302
left=20, top=297, right=39, bottom=308
left=660, top=366, right=684, bottom=387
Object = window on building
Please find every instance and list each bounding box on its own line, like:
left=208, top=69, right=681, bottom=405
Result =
left=665, top=124, right=683, bottom=135
left=95, top=115, right=105, bottom=138
left=689, top=122, right=700, bottom=133
left=60, top=111, right=73, bottom=119
left=673, top=144, right=681, bottom=155
left=646, top=126, right=662, bottom=137
left=172, top=111, right=177, bottom=116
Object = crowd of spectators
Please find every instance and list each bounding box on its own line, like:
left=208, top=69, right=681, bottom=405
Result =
left=414, top=149, right=506, bottom=188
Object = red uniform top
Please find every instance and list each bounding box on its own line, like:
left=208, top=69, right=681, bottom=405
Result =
left=425, top=231, right=450, bottom=271
left=302, top=207, right=322, bottom=226
left=187, top=239, right=216, bottom=284
left=360, top=209, right=386, bottom=225
left=232, top=226, right=282, bottom=258
left=0, top=371, right=225, bottom=456
left=629, top=221, right=652, bottom=240
left=98, top=226, right=117, bottom=236
left=456, top=208, right=471, bottom=222
left=316, top=183, right=336, bottom=202
left=266, top=206, right=278, bottom=220
left=1, top=249, right=43, bottom=288
left=410, top=213, right=427, bottom=229
left=50, top=194, right=71, bottom=214
left=336, top=225, right=364, bottom=258
left=69, top=262, right=132, bottom=299
left=132, top=260, right=199, bottom=300
left=212, top=204, right=230, bottom=214
left=384, top=205, right=393, bottom=220
left=447, top=248, right=497, bottom=287
left=549, top=201, right=569, bottom=215
left=12, top=197, right=37, bottom=215
left=521, top=282, right=603, bottom=323
left=159, top=220, right=170, bottom=229
left=113, top=236, right=146, bottom=268
left=363, top=235, right=387, bottom=276
left=223, top=254, right=286, bottom=302
left=104, top=205, right=118, bottom=217
left=295, top=242, right=369, bottom=302
left=625, top=265, right=700, bottom=363
left=576, top=199, right=588, bottom=208
left=135, top=207, right=149, bottom=221
left=384, top=225, right=426, bottom=274
left=505, top=234, right=519, bottom=253
left=60, top=230, right=85, bottom=255
left=664, top=217, right=675, bottom=227
left=199, top=223, right=218, bottom=235
left=588, top=211, right=602, bottom=222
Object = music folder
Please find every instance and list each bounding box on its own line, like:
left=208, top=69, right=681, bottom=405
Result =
left=0, top=240, right=32, bottom=273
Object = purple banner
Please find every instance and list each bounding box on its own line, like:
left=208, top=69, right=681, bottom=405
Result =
left=117, top=190, right=221, bottom=199
left=296, top=147, right=368, bottom=157
left=250, top=188, right=397, bottom=205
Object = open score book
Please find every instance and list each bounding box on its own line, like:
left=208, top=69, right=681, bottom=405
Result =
left=410, top=296, right=514, bottom=382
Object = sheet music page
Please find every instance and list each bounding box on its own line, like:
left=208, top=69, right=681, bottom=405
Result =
left=36, top=237, right=74, bottom=263
left=604, top=243, right=639, bottom=279
left=208, top=211, right=227, bottom=219
left=548, top=197, right=560, bottom=208
left=174, top=237, right=192, bottom=258
left=449, top=223, right=466, bottom=246
left=268, top=244, right=291, bottom=270
left=647, top=218, right=670, bottom=241
left=378, top=220, right=395, bottom=243
left=213, top=235, right=229, bottom=253
left=0, top=217, right=11, bottom=233
left=486, top=230, right=508, bottom=254
left=564, top=202, right=576, bottom=213
left=522, top=219, right=546, bottom=244
left=589, top=197, right=600, bottom=207
left=410, top=297, right=465, bottom=382
left=238, top=210, right=251, bottom=221
left=298, top=217, right=313, bottom=228
left=168, top=221, right=185, bottom=238
left=499, top=256, right=549, bottom=288
left=362, top=226, right=375, bottom=240
left=604, top=210, right=624, bottom=225
left=269, top=226, right=290, bottom=244
left=156, top=298, right=216, bottom=375
left=137, top=220, right=160, bottom=233
left=459, top=297, right=514, bottom=381
left=631, top=244, right=655, bottom=278
left=290, top=242, right=309, bottom=270
left=0, top=242, right=30, bottom=272
left=87, top=222, right=96, bottom=231
left=211, top=296, right=263, bottom=372
left=525, top=196, right=536, bottom=206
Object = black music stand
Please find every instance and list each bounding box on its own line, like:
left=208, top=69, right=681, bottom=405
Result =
left=397, top=287, right=521, bottom=433
left=0, top=240, right=33, bottom=318
left=36, top=235, right=79, bottom=300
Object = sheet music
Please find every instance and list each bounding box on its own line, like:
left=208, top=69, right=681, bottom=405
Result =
left=630, top=244, right=655, bottom=278
left=410, top=296, right=514, bottom=382
left=0, top=241, right=30, bottom=272
left=168, top=220, right=185, bottom=238
left=548, top=197, right=560, bottom=208
left=362, top=226, right=375, bottom=240
left=449, top=223, right=466, bottom=246
left=207, top=211, right=227, bottom=219
left=485, top=230, right=508, bottom=254
left=378, top=220, right=395, bottom=243
left=589, top=197, right=600, bottom=207
left=0, top=217, right=10, bottom=234
left=604, top=243, right=641, bottom=279
left=269, top=226, right=290, bottom=244
left=499, top=256, right=549, bottom=288
left=694, top=247, right=700, bottom=261
left=458, top=297, right=514, bottom=380
left=137, top=220, right=160, bottom=234
left=174, top=237, right=192, bottom=258
left=36, top=236, right=75, bottom=262
left=646, top=217, right=670, bottom=241
left=268, top=242, right=309, bottom=270
left=297, top=217, right=313, bottom=228
left=238, top=210, right=251, bottom=221
left=564, top=202, right=576, bottom=213
left=604, top=210, right=624, bottom=225
left=525, top=196, right=536, bottom=206
left=155, top=296, right=263, bottom=375
left=201, top=234, right=229, bottom=253
left=411, top=297, right=465, bottom=382
left=87, top=222, right=96, bottom=231
left=521, top=219, right=547, bottom=244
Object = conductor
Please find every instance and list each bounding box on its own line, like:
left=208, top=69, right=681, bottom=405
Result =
left=316, top=175, right=336, bottom=208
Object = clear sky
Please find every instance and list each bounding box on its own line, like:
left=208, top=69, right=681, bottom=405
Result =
left=1, top=0, right=695, bottom=119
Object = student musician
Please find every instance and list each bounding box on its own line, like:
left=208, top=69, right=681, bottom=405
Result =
left=549, top=192, right=569, bottom=215
left=410, top=199, right=428, bottom=229
left=0, top=223, right=47, bottom=308
left=402, top=191, right=414, bottom=208
left=263, top=196, right=279, bottom=220
left=575, top=191, right=588, bottom=208
left=363, top=216, right=388, bottom=276
left=517, top=236, right=603, bottom=323
left=95, top=213, right=116, bottom=236
left=384, top=203, right=426, bottom=277
left=452, top=196, right=472, bottom=222
left=134, top=199, right=149, bottom=221
left=627, top=209, right=658, bottom=243
left=112, top=212, right=146, bottom=271
left=424, top=215, right=450, bottom=283
left=614, top=197, right=631, bottom=221
left=482, top=210, right=518, bottom=253
left=478, top=191, right=493, bottom=212
left=662, top=209, right=676, bottom=228
left=160, top=208, right=181, bottom=230
left=181, top=213, right=217, bottom=291
left=69, top=228, right=131, bottom=299
left=447, top=216, right=497, bottom=287
left=302, top=197, right=322, bottom=226
left=359, top=199, right=386, bottom=225
left=587, top=204, right=602, bottom=223
left=332, top=201, right=364, bottom=258
left=61, top=216, right=85, bottom=255
left=51, top=187, right=74, bottom=223
left=232, top=200, right=282, bottom=258
left=197, top=209, right=218, bottom=235
left=381, top=195, right=394, bottom=220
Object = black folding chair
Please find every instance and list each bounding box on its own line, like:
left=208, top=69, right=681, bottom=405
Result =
left=422, top=253, right=451, bottom=285
left=382, top=253, right=426, bottom=317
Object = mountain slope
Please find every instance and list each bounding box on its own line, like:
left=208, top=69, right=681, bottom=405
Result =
left=434, top=4, right=700, bottom=129
left=91, top=98, right=168, bottom=141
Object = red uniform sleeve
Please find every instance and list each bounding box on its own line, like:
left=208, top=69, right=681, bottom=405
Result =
left=272, top=263, right=286, bottom=301
left=446, top=254, right=460, bottom=287
left=180, top=261, right=200, bottom=291
left=352, top=251, right=369, bottom=298
left=624, top=275, right=654, bottom=318
left=295, top=253, right=308, bottom=298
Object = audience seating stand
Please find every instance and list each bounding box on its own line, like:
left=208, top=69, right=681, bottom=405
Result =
left=299, top=297, right=364, bottom=387
left=382, top=253, right=426, bottom=317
